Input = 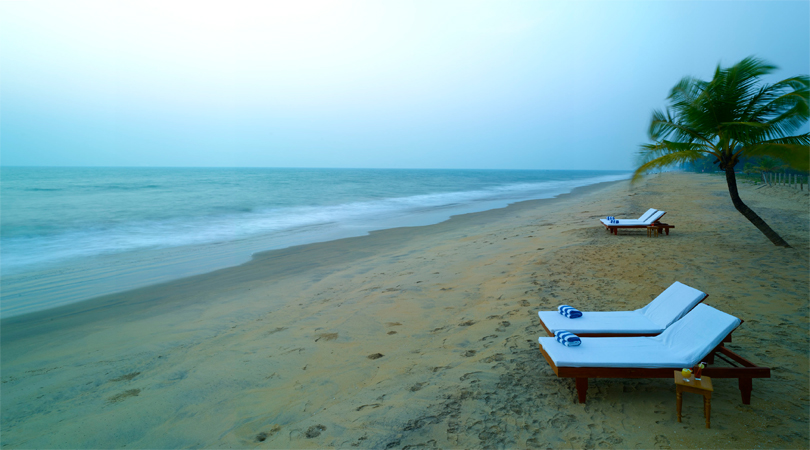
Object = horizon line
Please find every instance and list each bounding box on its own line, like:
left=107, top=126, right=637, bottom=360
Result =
left=0, top=165, right=636, bottom=172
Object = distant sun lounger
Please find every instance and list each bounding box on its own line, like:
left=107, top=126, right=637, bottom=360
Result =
left=599, top=208, right=673, bottom=235
left=538, top=304, right=770, bottom=403
left=537, top=281, right=708, bottom=337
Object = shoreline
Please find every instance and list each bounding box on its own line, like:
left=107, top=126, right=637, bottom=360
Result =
left=0, top=174, right=629, bottom=319
left=1, top=172, right=807, bottom=449
left=0, top=178, right=623, bottom=332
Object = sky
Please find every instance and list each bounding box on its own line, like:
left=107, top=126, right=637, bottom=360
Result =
left=1, top=0, right=808, bottom=170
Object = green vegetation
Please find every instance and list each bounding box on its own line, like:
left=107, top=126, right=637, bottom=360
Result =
left=635, top=57, right=809, bottom=247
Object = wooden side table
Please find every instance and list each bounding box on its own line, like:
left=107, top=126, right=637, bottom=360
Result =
left=674, top=371, right=713, bottom=428
left=647, top=226, right=659, bottom=237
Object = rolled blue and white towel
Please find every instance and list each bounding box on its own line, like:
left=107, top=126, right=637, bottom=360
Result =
left=558, top=305, right=583, bottom=318
left=554, top=330, right=582, bottom=347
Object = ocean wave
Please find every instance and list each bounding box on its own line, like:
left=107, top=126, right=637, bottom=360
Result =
left=1, top=171, right=630, bottom=274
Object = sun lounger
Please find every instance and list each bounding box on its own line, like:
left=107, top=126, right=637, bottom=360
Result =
left=600, top=210, right=671, bottom=235
left=538, top=304, right=770, bottom=403
left=537, top=281, right=708, bottom=337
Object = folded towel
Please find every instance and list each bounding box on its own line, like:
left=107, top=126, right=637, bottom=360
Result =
left=558, top=305, right=583, bottom=318
left=554, top=330, right=582, bottom=346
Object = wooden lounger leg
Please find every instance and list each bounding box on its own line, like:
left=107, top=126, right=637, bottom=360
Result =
left=575, top=377, right=588, bottom=403
left=739, top=378, right=752, bottom=405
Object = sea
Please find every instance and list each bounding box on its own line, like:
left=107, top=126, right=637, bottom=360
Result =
left=1, top=167, right=631, bottom=318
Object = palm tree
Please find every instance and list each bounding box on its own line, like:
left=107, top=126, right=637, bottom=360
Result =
left=635, top=57, right=809, bottom=247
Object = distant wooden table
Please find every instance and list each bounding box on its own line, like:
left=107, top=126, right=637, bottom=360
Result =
left=647, top=226, right=659, bottom=237
left=674, top=371, right=713, bottom=428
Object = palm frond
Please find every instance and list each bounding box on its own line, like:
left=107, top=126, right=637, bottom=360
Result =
left=648, top=109, right=713, bottom=144
left=632, top=148, right=708, bottom=182
left=744, top=135, right=810, bottom=171
left=641, top=56, right=809, bottom=173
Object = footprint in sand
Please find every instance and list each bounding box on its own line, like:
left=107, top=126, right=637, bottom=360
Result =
left=255, top=425, right=281, bottom=442
left=305, top=425, right=327, bottom=438
left=654, top=435, right=672, bottom=449
left=549, top=413, right=576, bottom=429
left=109, top=372, right=140, bottom=382
left=315, top=333, right=338, bottom=342
left=356, top=403, right=381, bottom=411
left=495, top=321, right=511, bottom=332
left=367, top=353, right=384, bottom=360
left=108, top=389, right=140, bottom=403
left=482, top=353, right=504, bottom=363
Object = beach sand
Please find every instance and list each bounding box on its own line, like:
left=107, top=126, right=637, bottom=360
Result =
left=1, top=172, right=808, bottom=449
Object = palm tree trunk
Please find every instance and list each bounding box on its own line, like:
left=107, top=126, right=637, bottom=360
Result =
left=724, top=167, right=791, bottom=247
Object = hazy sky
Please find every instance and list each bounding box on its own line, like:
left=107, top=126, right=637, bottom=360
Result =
left=1, top=0, right=808, bottom=170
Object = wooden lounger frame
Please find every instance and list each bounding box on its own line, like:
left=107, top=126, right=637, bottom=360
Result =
left=538, top=336, right=770, bottom=404
left=538, top=293, right=709, bottom=338
left=601, top=212, right=672, bottom=235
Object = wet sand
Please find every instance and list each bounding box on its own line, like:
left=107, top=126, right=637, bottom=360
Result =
left=1, top=172, right=808, bottom=449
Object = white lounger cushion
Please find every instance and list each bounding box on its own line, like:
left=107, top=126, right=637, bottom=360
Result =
left=638, top=208, right=658, bottom=222
left=638, top=281, right=706, bottom=328
left=538, top=311, right=662, bottom=334
left=539, top=304, right=741, bottom=368
left=599, top=210, right=666, bottom=226
left=538, top=281, right=706, bottom=334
